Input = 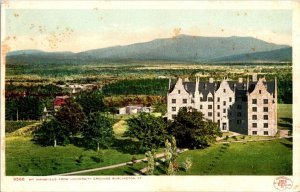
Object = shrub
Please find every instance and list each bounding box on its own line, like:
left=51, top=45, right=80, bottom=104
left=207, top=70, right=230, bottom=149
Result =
left=181, top=157, right=192, bottom=172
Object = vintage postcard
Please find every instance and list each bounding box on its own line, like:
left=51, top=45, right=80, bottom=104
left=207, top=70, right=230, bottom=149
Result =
left=1, top=1, right=299, bottom=191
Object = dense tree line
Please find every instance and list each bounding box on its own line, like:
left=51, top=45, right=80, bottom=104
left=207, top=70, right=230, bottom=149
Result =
left=102, top=78, right=169, bottom=96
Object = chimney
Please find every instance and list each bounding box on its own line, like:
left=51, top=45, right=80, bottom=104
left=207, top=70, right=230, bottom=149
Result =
left=238, top=78, right=243, bottom=83
left=195, top=77, right=199, bottom=94
left=252, top=73, right=257, bottom=82
left=209, top=77, right=214, bottom=83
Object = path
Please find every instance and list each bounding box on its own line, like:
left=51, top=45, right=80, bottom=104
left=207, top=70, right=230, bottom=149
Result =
left=54, top=149, right=188, bottom=176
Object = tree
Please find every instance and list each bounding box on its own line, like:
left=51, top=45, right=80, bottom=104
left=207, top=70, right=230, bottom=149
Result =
left=164, top=136, right=178, bottom=175
left=168, top=107, right=222, bottom=149
left=76, top=90, right=105, bottom=115
left=33, top=118, right=69, bottom=147
left=17, top=96, right=43, bottom=120
left=125, top=113, right=167, bottom=152
left=55, top=99, right=85, bottom=136
left=145, top=151, right=155, bottom=175
left=82, top=113, right=114, bottom=151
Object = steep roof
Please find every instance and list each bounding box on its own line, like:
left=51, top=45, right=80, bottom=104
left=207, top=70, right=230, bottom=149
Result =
left=169, top=79, right=275, bottom=98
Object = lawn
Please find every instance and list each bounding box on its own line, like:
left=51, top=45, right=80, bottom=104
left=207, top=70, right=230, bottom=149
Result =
left=176, top=138, right=292, bottom=175
left=5, top=136, right=145, bottom=176
left=278, top=104, right=292, bottom=130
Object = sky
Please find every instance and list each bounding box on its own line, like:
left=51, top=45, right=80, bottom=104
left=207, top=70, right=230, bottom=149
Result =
left=4, top=9, right=292, bottom=52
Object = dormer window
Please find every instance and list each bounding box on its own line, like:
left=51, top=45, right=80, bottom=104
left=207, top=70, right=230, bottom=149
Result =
left=178, top=90, right=181, bottom=94
left=223, top=89, right=226, bottom=93
left=259, top=90, right=262, bottom=94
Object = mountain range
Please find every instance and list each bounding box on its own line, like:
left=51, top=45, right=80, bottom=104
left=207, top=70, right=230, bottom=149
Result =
left=6, top=35, right=292, bottom=64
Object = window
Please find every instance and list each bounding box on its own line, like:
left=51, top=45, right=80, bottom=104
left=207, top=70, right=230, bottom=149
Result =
left=252, top=115, right=257, bottom=120
left=264, top=131, right=268, bottom=135
left=217, top=97, right=220, bottom=102
left=252, top=123, right=257, bottom=128
left=172, top=107, right=176, bottom=111
left=252, top=131, right=257, bottom=135
left=217, top=105, right=220, bottom=109
left=237, top=112, right=242, bottom=117
left=237, top=120, right=241, bottom=124
left=264, top=115, right=268, bottom=120
left=264, top=99, right=268, bottom=104
left=264, top=123, right=268, bottom=128
left=252, top=107, right=257, bottom=112
left=172, top=99, right=176, bottom=104
left=263, top=107, right=268, bottom=112
left=200, top=105, right=203, bottom=109
left=178, top=90, right=181, bottom=94
left=223, top=101, right=226, bottom=106
left=208, top=97, right=213, bottom=102
left=183, top=99, right=187, bottom=104
left=259, top=90, right=262, bottom=94
left=229, top=97, right=232, bottom=102
left=208, top=112, right=212, bottom=117
left=217, top=112, right=220, bottom=117
left=223, top=109, right=226, bottom=113
left=237, top=105, right=242, bottom=110
left=223, top=89, right=226, bottom=93
left=208, top=105, right=212, bottom=109
left=191, top=99, right=194, bottom=104
left=252, top=99, right=257, bottom=104
left=172, top=114, right=176, bottom=119
left=229, top=105, right=232, bottom=109
left=222, top=123, right=227, bottom=130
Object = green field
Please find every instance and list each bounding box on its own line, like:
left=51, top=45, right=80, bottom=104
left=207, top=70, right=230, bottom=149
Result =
left=175, top=138, right=292, bottom=175
left=278, top=104, right=292, bottom=130
left=5, top=136, right=145, bottom=176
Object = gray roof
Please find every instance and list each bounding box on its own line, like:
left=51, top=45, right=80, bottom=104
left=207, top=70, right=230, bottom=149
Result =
left=169, top=79, right=275, bottom=100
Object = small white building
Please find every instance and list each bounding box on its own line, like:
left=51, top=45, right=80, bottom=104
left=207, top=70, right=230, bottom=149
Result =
left=118, top=106, right=154, bottom=115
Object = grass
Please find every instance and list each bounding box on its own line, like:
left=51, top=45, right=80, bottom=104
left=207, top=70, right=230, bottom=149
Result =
left=219, top=135, right=274, bottom=142
left=5, top=121, right=38, bottom=133
left=79, top=162, right=147, bottom=176
left=278, top=104, right=292, bottom=130
left=176, top=138, right=292, bottom=175
left=5, top=136, right=145, bottom=176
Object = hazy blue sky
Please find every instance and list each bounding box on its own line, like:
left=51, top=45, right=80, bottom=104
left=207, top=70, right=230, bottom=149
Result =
left=5, top=9, right=292, bottom=52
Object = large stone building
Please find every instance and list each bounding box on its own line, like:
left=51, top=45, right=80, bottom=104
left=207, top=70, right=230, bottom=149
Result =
left=167, top=75, right=277, bottom=136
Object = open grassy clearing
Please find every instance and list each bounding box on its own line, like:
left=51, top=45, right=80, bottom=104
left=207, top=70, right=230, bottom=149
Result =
left=5, top=136, right=145, bottom=176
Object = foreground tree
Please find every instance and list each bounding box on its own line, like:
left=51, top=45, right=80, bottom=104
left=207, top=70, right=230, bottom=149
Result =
left=168, top=107, right=222, bottom=149
left=33, top=118, right=69, bottom=147
left=125, top=113, right=167, bottom=152
left=82, top=113, right=114, bottom=151
left=55, top=99, right=85, bottom=136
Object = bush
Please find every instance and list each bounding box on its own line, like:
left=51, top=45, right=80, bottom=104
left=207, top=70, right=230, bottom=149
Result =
left=181, top=157, right=192, bottom=172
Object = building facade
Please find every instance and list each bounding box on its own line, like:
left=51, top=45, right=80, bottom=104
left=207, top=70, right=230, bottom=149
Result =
left=167, top=75, right=277, bottom=136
